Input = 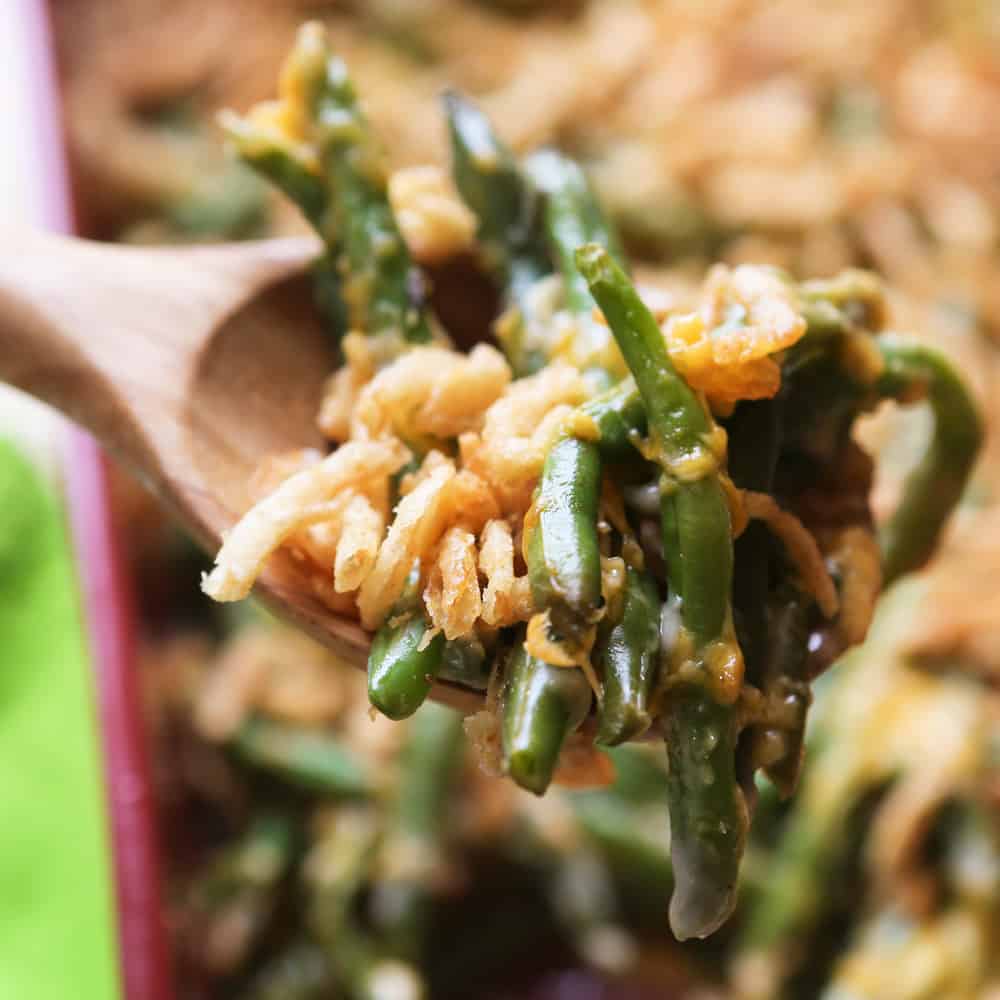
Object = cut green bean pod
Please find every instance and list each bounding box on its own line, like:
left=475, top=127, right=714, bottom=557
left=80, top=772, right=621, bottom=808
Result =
left=595, top=566, right=661, bottom=746
left=502, top=642, right=593, bottom=796
left=577, top=243, right=745, bottom=941
left=231, top=717, right=371, bottom=797
left=874, top=336, right=983, bottom=584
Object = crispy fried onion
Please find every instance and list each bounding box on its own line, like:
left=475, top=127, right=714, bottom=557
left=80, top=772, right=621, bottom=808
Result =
left=202, top=439, right=407, bottom=601
left=662, top=265, right=806, bottom=412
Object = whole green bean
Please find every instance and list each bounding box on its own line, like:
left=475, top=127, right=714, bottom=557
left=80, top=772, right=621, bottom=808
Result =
left=231, top=717, right=371, bottom=797
left=443, top=91, right=550, bottom=374
left=502, top=641, right=593, bottom=796
left=296, top=25, right=431, bottom=343
left=595, top=566, right=661, bottom=746
left=874, top=336, right=982, bottom=584
left=526, top=434, right=603, bottom=642
left=577, top=243, right=745, bottom=941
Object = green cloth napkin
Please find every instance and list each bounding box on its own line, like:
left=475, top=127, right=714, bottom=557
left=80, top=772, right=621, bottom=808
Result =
left=0, top=439, right=119, bottom=999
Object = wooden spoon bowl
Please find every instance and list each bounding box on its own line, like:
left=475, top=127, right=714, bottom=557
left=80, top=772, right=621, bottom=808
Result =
left=0, top=229, right=482, bottom=712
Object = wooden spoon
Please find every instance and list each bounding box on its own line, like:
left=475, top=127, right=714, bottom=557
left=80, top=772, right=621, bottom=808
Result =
left=0, top=227, right=482, bottom=712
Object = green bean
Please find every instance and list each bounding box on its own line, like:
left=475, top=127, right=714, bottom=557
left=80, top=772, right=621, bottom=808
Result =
left=523, top=152, right=644, bottom=643
left=526, top=435, right=603, bottom=642
left=521, top=384, right=648, bottom=683
left=577, top=243, right=745, bottom=941
left=526, top=148, right=626, bottom=318
left=661, top=689, right=745, bottom=942
left=583, top=378, right=647, bottom=461
left=443, top=91, right=550, bottom=374
left=220, top=111, right=346, bottom=337
left=874, top=336, right=982, bottom=584
left=595, top=566, right=661, bottom=746
left=502, top=640, right=593, bottom=796
left=231, top=718, right=371, bottom=797
left=526, top=147, right=628, bottom=389
left=219, top=110, right=329, bottom=227
left=295, top=26, right=430, bottom=343
left=368, top=610, right=445, bottom=722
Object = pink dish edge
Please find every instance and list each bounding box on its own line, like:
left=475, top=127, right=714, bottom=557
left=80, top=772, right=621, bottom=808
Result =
left=17, top=2, right=174, bottom=998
